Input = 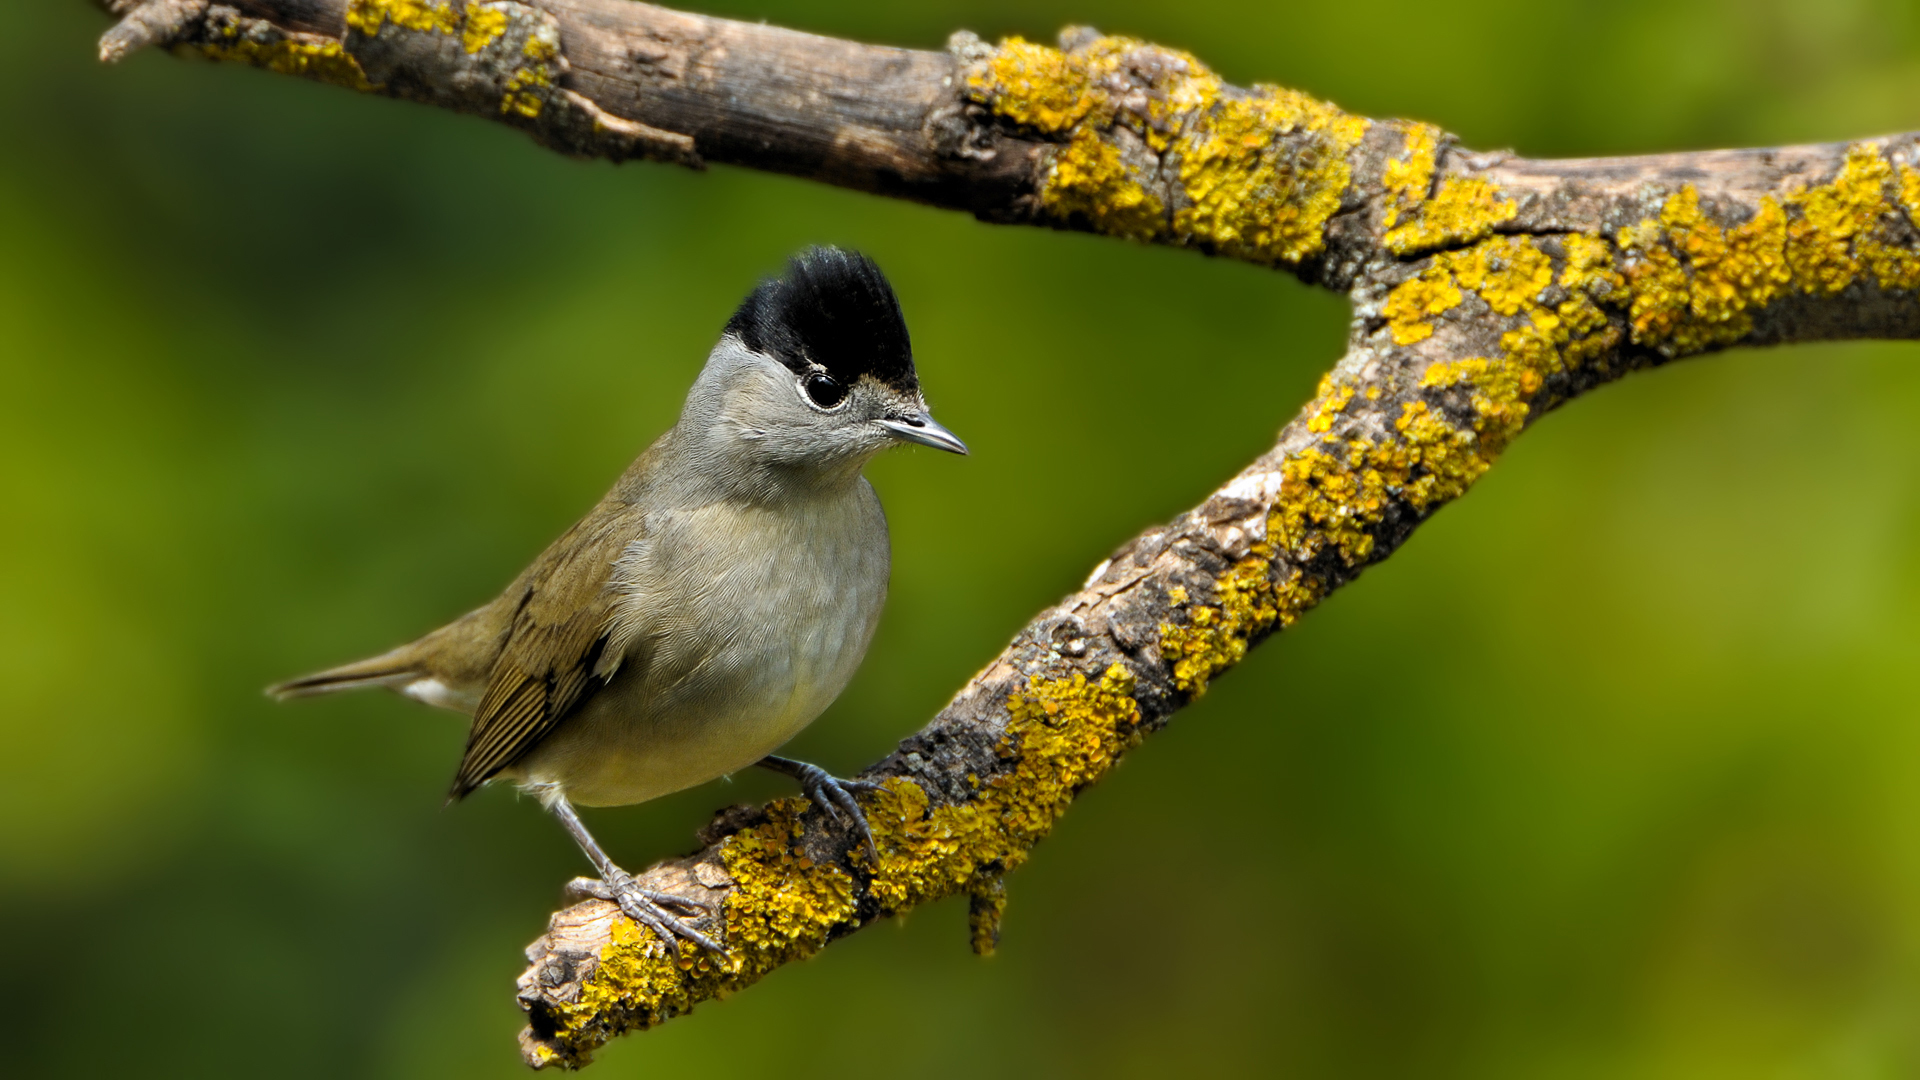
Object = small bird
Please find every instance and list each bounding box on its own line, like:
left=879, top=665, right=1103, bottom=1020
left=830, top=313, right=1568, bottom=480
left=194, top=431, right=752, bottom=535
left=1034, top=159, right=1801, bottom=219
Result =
left=270, top=247, right=965, bottom=953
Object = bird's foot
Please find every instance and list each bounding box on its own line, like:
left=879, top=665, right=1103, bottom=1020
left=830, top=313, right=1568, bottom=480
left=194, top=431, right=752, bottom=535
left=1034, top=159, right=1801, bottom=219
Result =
left=757, top=755, right=881, bottom=863
left=566, top=872, right=724, bottom=956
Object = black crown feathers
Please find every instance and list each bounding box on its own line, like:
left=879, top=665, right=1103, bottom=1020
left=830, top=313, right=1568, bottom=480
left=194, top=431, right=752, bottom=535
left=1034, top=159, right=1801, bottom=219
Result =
left=725, top=247, right=917, bottom=392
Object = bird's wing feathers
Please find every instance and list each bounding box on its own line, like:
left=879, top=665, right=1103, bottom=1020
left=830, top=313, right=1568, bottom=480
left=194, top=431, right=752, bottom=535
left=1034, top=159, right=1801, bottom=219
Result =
left=448, top=508, right=639, bottom=800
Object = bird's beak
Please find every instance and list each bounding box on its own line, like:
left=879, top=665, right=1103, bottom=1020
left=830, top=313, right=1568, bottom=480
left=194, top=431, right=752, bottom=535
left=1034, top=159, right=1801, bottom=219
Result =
left=878, top=413, right=968, bottom=455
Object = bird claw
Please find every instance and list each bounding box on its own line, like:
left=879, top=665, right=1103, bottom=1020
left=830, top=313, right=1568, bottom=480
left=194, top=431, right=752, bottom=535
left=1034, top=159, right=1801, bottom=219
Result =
left=565, top=873, right=723, bottom=955
left=759, top=756, right=881, bottom=864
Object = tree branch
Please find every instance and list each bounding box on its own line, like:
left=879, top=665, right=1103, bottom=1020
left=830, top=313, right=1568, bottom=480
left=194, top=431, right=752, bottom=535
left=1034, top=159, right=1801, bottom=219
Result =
left=91, top=0, right=1920, bottom=1068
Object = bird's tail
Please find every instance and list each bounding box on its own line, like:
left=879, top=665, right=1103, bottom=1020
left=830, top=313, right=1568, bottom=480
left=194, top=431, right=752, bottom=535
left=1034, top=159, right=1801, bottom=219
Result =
left=266, top=646, right=421, bottom=701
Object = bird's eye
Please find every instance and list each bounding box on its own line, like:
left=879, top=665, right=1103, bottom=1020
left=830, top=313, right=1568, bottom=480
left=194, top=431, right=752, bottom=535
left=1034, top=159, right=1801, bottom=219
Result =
left=802, top=372, right=846, bottom=409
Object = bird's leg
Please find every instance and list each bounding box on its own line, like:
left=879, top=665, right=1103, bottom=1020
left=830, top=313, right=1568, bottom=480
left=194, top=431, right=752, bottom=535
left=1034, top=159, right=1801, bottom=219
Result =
left=547, top=794, right=725, bottom=955
left=756, top=755, right=881, bottom=863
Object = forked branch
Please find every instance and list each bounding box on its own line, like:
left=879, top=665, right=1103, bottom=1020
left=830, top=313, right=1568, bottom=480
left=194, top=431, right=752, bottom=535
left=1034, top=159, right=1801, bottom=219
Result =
left=92, top=0, right=1920, bottom=1067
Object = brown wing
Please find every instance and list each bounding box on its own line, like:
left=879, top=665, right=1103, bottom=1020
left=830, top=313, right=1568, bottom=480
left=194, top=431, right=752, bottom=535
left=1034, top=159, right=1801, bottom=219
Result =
left=447, top=506, right=639, bottom=800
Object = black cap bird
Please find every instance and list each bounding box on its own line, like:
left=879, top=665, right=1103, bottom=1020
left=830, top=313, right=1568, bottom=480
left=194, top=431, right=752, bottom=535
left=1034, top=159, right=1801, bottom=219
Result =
left=271, top=247, right=965, bottom=953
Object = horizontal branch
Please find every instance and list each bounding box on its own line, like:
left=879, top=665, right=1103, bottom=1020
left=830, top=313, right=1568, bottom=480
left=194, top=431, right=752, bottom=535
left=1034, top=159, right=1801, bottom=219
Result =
left=89, top=0, right=1920, bottom=1068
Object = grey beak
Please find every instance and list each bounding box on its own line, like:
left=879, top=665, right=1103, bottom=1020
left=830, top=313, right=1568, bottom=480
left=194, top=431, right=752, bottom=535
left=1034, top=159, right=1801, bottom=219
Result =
left=878, top=413, right=968, bottom=455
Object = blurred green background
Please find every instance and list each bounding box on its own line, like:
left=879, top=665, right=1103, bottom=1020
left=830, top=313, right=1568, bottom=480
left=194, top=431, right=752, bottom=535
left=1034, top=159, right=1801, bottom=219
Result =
left=7, top=0, right=1920, bottom=1076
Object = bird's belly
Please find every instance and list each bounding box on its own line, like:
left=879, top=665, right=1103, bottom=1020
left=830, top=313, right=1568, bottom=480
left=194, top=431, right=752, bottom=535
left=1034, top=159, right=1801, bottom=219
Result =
left=510, top=494, right=887, bottom=807
left=518, top=668, right=825, bottom=803
left=520, top=636, right=858, bottom=806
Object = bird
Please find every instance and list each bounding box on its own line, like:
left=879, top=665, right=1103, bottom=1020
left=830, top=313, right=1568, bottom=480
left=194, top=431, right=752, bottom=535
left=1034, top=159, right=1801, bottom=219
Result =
left=268, top=247, right=966, bottom=954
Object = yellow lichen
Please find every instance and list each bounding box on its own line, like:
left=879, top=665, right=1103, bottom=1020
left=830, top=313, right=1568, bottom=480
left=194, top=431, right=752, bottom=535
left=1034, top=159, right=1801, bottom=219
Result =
left=1272, top=443, right=1385, bottom=567
left=1619, top=216, right=1689, bottom=348
left=964, top=36, right=1100, bottom=134
left=543, top=664, right=1146, bottom=1055
left=1381, top=236, right=1557, bottom=347
left=1859, top=159, right=1920, bottom=291
left=1564, top=323, right=1623, bottom=370
left=500, top=29, right=562, bottom=117
left=1499, top=308, right=1567, bottom=380
left=1889, top=160, right=1920, bottom=230
left=1384, top=176, right=1518, bottom=256
left=1274, top=568, right=1328, bottom=624
left=1269, top=389, right=1512, bottom=575
left=1045, top=129, right=1165, bottom=240
left=1381, top=122, right=1440, bottom=230
left=1445, top=235, right=1552, bottom=316
left=1681, top=191, right=1787, bottom=323
left=1560, top=234, right=1626, bottom=299
left=347, top=0, right=515, bottom=55
left=460, top=2, right=508, bottom=52
left=501, top=65, right=549, bottom=117
left=1557, top=233, right=1627, bottom=366
left=522, top=31, right=558, bottom=62
left=1390, top=398, right=1493, bottom=508
left=345, top=0, right=560, bottom=117
left=975, top=40, right=1912, bottom=351
left=513, top=66, right=1920, bottom=1077
left=1390, top=238, right=1619, bottom=477
left=1867, top=162, right=1920, bottom=290
left=345, top=0, right=463, bottom=37
left=721, top=809, right=859, bottom=953
left=1306, top=382, right=1355, bottom=432
left=1620, top=185, right=1790, bottom=355
left=1860, top=235, right=1920, bottom=292
left=1268, top=228, right=1631, bottom=597
left=1385, top=266, right=1459, bottom=344
left=1897, top=163, right=1920, bottom=223
left=966, top=36, right=1368, bottom=264
left=193, top=37, right=376, bottom=92
left=1613, top=144, right=1915, bottom=356
left=1160, top=552, right=1283, bottom=693
left=862, top=779, right=996, bottom=912
left=549, top=797, right=859, bottom=1047
left=1422, top=353, right=1535, bottom=451
left=1174, top=84, right=1370, bottom=264
left=1272, top=384, right=1396, bottom=568
left=866, top=665, right=1143, bottom=909
left=1787, top=143, right=1892, bottom=295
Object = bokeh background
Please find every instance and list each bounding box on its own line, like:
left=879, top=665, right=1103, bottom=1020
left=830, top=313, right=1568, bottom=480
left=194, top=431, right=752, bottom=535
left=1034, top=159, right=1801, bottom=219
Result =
left=8, top=0, right=1920, bottom=1076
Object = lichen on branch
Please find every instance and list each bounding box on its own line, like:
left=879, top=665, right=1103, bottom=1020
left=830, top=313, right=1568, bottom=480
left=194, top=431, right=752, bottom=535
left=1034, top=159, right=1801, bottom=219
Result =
left=88, top=0, right=1920, bottom=1069
left=960, top=31, right=1370, bottom=265
left=524, top=133, right=1920, bottom=1066
left=520, top=665, right=1145, bottom=1066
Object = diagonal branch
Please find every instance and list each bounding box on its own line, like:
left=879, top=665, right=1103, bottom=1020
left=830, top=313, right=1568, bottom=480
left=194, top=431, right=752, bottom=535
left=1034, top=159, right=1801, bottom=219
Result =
left=91, top=0, right=1920, bottom=1068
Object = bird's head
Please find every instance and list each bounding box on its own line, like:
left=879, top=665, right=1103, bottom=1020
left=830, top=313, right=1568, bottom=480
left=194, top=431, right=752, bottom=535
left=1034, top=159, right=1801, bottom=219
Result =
left=686, top=247, right=965, bottom=484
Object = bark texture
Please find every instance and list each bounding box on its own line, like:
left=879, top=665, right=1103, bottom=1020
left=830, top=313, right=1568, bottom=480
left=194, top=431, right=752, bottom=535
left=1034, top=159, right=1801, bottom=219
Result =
left=92, top=0, right=1920, bottom=1068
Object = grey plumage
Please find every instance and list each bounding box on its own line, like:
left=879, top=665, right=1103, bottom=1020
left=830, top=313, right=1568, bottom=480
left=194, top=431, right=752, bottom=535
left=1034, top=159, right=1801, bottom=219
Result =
left=271, top=247, right=964, bottom=952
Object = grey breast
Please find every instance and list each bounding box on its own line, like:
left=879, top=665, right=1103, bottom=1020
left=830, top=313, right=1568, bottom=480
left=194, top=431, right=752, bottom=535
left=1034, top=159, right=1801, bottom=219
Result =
left=510, top=477, right=890, bottom=807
